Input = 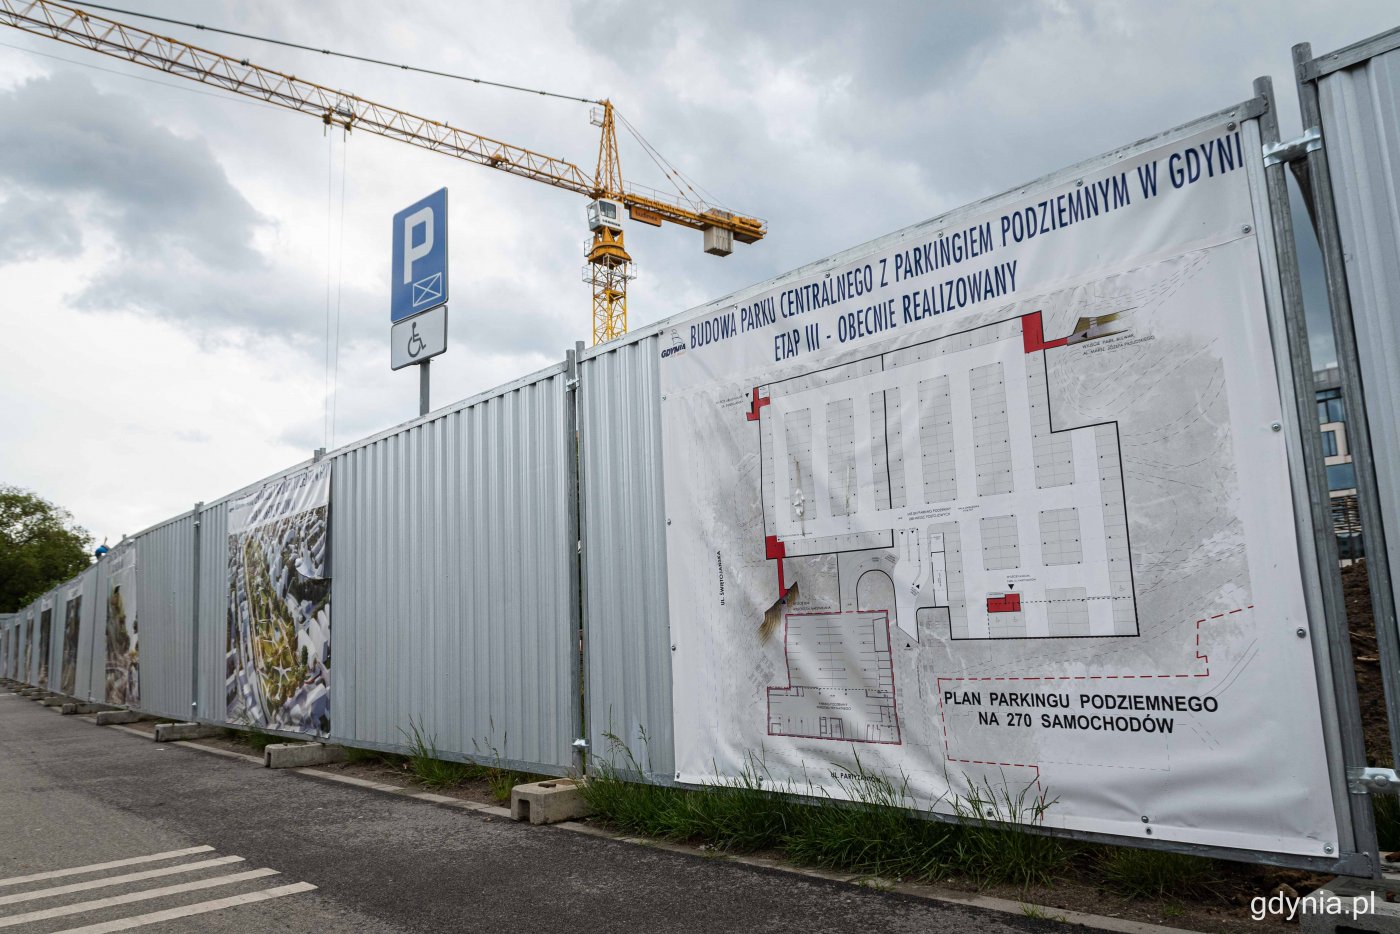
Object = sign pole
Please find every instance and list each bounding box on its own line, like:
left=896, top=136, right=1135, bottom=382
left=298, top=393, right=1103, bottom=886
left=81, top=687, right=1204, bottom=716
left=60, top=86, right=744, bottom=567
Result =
left=419, top=359, right=430, bottom=417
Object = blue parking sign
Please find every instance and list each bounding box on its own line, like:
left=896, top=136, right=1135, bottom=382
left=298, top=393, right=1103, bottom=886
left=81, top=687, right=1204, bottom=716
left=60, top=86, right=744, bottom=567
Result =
left=391, top=188, right=448, bottom=322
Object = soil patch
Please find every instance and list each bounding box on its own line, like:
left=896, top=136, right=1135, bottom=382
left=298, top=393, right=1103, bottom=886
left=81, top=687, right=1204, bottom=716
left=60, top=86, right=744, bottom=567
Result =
left=313, top=756, right=509, bottom=807
left=1344, top=560, right=1390, bottom=767
left=952, top=863, right=1333, bottom=933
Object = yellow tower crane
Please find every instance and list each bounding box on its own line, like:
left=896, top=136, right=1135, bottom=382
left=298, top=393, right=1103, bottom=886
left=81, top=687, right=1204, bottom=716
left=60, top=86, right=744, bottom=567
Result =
left=0, top=0, right=767, bottom=344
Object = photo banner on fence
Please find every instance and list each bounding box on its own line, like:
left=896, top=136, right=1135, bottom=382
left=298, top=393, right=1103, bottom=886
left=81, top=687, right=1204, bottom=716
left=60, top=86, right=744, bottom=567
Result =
left=61, top=583, right=81, bottom=696
left=226, top=461, right=331, bottom=735
left=37, top=596, right=53, bottom=690
left=658, top=114, right=1340, bottom=859
left=104, top=541, right=139, bottom=706
left=22, top=610, right=33, bottom=683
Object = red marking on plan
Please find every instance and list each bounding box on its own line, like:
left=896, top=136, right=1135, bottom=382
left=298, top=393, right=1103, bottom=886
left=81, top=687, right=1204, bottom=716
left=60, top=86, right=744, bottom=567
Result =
left=1021, top=311, right=1069, bottom=354
left=987, top=593, right=1022, bottom=613
left=746, top=387, right=771, bottom=421
left=765, top=535, right=787, bottom=594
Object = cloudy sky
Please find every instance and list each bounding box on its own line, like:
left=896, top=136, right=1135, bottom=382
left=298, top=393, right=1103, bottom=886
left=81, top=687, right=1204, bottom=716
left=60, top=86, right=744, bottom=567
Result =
left=0, top=0, right=1394, bottom=545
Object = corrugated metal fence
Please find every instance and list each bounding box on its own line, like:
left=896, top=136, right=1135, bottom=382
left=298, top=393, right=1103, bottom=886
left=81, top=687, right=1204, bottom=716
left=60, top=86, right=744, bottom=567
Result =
left=1303, top=35, right=1400, bottom=756
left=327, top=364, right=577, bottom=774
left=577, top=335, right=675, bottom=783
left=6, top=361, right=583, bottom=777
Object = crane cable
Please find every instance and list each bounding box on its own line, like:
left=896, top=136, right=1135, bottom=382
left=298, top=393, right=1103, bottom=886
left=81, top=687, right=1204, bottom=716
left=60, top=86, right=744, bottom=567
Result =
left=73, top=2, right=603, bottom=105
left=616, top=110, right=729, bottom=214
left=331, top=136, right=348, bottom=449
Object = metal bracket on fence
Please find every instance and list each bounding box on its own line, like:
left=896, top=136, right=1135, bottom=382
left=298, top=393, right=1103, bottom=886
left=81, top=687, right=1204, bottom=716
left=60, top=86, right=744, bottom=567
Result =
left=1262, top=127, right=1322, bottom=166
left=1348, top=766, right=1400, bottom=795
left=572, top=737, right=589, bottom=750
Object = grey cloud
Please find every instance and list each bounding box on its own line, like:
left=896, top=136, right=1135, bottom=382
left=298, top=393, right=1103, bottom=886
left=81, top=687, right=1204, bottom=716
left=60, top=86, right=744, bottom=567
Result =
left=0, top=192, right=83, bottom=262
left=0, top=71, right=359, bottom=338
left=0, top=72, right=264, bottom=266
left=571, top=0, right=1034, bottom=101
left=460, top=277, right=579, bottom=357
left=73, top=259, right=380, bottom=347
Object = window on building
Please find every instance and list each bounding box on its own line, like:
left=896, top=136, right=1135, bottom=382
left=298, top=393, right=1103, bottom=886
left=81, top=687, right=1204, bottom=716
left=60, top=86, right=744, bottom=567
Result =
left=1317, top=387, right=1345, bottom=424
left=1327, top=462, right=1356, bottom=491
left=1321, top=429, right=1339, bottom=457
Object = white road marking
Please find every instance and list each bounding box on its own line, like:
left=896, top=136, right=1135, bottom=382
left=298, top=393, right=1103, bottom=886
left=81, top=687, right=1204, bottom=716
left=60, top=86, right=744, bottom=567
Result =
left=0, top=847, right=215, bottom=887
left=0, top=856, right=244, bottom=906
left=47, top=882, right=318, bottom=933
left=0, top=868, right=280, bottom=928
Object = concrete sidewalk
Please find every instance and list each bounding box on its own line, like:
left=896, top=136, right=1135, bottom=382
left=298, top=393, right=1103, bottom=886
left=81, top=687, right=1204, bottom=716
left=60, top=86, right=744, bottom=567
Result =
left=0, top=693, right=1067, bottom=934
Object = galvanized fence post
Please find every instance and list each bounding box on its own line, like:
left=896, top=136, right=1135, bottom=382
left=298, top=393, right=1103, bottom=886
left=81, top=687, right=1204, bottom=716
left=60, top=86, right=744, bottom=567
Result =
left=565, top=345, right=587, bottom=775
left=190, top=501, right=202, bottom=720
left=1255, top=74, right=1379, bottom=874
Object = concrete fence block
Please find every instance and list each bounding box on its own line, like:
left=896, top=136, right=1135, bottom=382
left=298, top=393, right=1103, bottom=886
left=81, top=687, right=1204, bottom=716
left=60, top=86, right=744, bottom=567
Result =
left=60, top=703, right=103, bottom=715
left=510, top=779, right=590, bottom=825
left=1301, top=877, right=1400, bottom=934
left=40, top=696, right=67, bottom=707
left=264, top=743, right=348, bottom=769
left=154, top=722, right=221, bottom=742
left=95, top=709, right=147, bottom=725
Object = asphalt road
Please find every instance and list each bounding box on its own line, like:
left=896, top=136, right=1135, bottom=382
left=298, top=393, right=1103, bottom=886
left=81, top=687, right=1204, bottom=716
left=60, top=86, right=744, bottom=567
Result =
left=0, top=692, right=1068, bottom=933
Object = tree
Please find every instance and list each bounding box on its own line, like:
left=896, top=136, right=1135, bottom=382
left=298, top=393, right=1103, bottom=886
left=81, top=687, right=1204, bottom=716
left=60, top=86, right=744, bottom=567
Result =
left=0, top=486, right=92, bottom=613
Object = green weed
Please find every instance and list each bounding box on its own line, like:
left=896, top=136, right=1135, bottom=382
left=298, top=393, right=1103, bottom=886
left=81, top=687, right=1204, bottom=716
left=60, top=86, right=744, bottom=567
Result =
left=946, top=774, right=1068, bottom=889
left=1098, top=847, right=1216, bottom=898
left=1375, top=792, right=1400, bottom=852
left=401, top=717, right=477, bottom=788
left=1020, top=903, right=1066, bottom=921
left=782, top=760, right=954, bottom=880
left=582, top=739, right=1077, bottom=890
left=581, top=730, right=798, bottom=852
left=471, top=731, right=544, bottom=803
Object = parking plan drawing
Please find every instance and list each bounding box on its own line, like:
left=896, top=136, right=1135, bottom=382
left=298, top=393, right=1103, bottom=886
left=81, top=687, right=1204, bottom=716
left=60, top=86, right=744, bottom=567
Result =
left=753, top=312, right=1138, bottom=742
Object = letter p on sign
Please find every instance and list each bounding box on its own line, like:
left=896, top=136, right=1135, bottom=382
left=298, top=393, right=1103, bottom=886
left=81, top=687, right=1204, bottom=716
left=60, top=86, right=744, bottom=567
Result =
left=391, top=188, right=448, bottom=322
left=402, top=207, right=433, bottom=285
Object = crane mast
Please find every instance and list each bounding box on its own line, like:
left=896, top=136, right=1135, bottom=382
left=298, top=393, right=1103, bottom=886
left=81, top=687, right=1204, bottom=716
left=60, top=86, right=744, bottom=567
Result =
left=0, top=0, right=767, bottom=344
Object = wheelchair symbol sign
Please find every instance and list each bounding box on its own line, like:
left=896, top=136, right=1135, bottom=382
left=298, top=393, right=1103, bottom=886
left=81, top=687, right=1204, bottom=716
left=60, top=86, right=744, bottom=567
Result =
left=390, top=305, right=447, bottom=371
left=406, top=321, right=427, bottom=358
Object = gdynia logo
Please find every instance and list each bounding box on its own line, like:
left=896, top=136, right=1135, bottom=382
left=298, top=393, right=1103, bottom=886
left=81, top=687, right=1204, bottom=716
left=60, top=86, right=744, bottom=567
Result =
left=661, top=329, right=686, bottom=359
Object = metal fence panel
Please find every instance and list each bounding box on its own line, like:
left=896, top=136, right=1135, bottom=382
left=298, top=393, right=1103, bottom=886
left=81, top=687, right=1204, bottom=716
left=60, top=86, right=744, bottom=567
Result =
left=0, top=614, right=13, bottom=679
left=18, top=605, right=31, bottom=685
left=20, top=602, right=33, bottom=685
left=328, top=364, right=576, bottom=773
left=577, top=336, right=675, bottom=781
left=68, top=564, right=100, bottom=701
left=196, top=497, right=229, bottom=722
left=133, top=513, right=196, bottom=720
left=43, top=586, right=60, bottom=691
left=1313, top=40, right=1400, bottom=697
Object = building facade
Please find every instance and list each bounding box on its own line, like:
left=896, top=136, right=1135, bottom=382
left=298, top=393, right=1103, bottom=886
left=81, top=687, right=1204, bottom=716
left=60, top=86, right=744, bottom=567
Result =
left=1315, top=366, right=1363, bottom=560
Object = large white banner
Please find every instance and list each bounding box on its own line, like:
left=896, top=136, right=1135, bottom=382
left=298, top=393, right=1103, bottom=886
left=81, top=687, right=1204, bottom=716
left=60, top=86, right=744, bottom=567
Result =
left=660, top=116, right=1340, bottom=858
left=226, top=462, right=332, bottom=734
